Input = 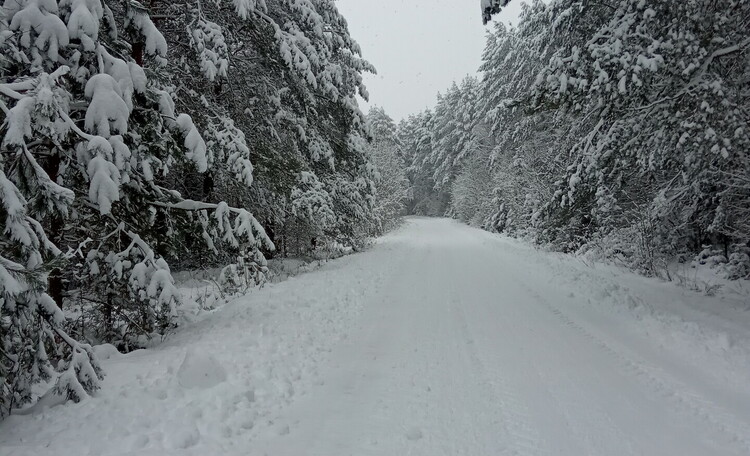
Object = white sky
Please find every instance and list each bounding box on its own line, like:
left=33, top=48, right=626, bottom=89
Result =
left=335, top=0, right=525, bottom=121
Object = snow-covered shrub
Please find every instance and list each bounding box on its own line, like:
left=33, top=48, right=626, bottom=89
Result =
left=725, top=249, right=750, bottom=280
left=693, top=245, right=750, bottom=281
left=577, top=222, right=674, bottom=278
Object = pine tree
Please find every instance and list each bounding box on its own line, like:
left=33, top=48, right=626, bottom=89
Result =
left=531, top=0, right=750, bottom=269
left=366, top=107, right=409, bottom=234
left=1, top=0, right=271, bottom=414
left=156, top=0, right=377, bottom=257
left=412, top=0, right=750, bottom=278
left=398, top=110, right=446, bottom=216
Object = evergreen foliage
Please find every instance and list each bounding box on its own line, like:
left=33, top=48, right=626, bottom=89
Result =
left=410, top=0, right=750, bottom=278
left=0, top=0, right=376, bottom=416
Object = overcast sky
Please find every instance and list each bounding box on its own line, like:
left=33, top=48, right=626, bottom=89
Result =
left=335, top=0, right=525, bottom=121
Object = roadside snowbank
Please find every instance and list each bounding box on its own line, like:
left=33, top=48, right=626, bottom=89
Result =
left=0, top=239, right=396, bottom=456
left=478, top=231, right=750, bottom=394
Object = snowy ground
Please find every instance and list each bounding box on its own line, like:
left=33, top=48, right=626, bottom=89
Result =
left=2, top=218, right=750, bottom=455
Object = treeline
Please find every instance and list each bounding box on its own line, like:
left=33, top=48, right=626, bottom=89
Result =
left=402, top=0, right=750, bottom=279
left=0, top=0, right=404, bottom=415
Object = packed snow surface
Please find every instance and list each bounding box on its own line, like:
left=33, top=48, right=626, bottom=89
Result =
left=2, top=218, right=750, bottom=455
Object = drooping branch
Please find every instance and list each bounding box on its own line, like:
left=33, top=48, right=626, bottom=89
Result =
left=482, top=0, right=513, bottom=24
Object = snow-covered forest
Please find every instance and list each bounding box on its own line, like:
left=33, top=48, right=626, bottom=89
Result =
left=0, top=0, right=412, bottom=417
left=404, top=0, right=750, bottom=279
left=1, top=0, right=749, bottom=452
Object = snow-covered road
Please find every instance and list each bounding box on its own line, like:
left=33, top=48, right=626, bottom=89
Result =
left=251, top=218, right=750, bottom=456
left=3, top=218, right=750, bottom=455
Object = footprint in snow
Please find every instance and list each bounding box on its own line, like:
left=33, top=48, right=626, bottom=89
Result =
left=276, top=423, right=290, bottom=436
left=406, top=427, right=423, bottom=441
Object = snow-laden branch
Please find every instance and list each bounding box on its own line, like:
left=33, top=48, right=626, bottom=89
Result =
left=688, top=38, right=750, bottom=88
left=482, top=0, right=512, bottom=24
left=150, top=199, right=275, bottom=251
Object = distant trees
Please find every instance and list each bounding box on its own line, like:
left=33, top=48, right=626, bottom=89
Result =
left=366, top=107, right=409, bottom=234
left=398, top=110, right=445, bottom=215
left=398, top=77, right=483, bottom=218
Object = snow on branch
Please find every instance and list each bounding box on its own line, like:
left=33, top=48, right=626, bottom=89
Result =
left=84, top=73, right=129, bottom=136
left=67, top=0, right=104, bottom=51
left=125, top=1, right=168, bottom=60
left=150, top=199, right=274, bottom=251
left=175, top=114, right=208, bottom=172
left=205, top=116, right=254, bottom=186
left=482, top=0, right=512, bottom=24
left=189, top=19, right=229, bottom=82
left=7, top=0, right=69, bottom=62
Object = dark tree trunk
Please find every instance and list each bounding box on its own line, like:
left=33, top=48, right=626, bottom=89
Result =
left=132, top=42, right=144, bottom=65
left=43, top=151, right=65, bottom=308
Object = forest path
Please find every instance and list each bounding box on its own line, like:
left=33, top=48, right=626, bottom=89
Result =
left=2, top=218, right=750, bottom=456
left=251, top=218, right=750, bottom=455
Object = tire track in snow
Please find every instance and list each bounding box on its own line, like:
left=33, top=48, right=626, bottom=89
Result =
left=529, top=346, right=641, bottom=456
left=468, top=251, right=641, bottom=456
left=447, top=289, right=549, bottom=456
left=522, top=285, right=750, bottom=453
